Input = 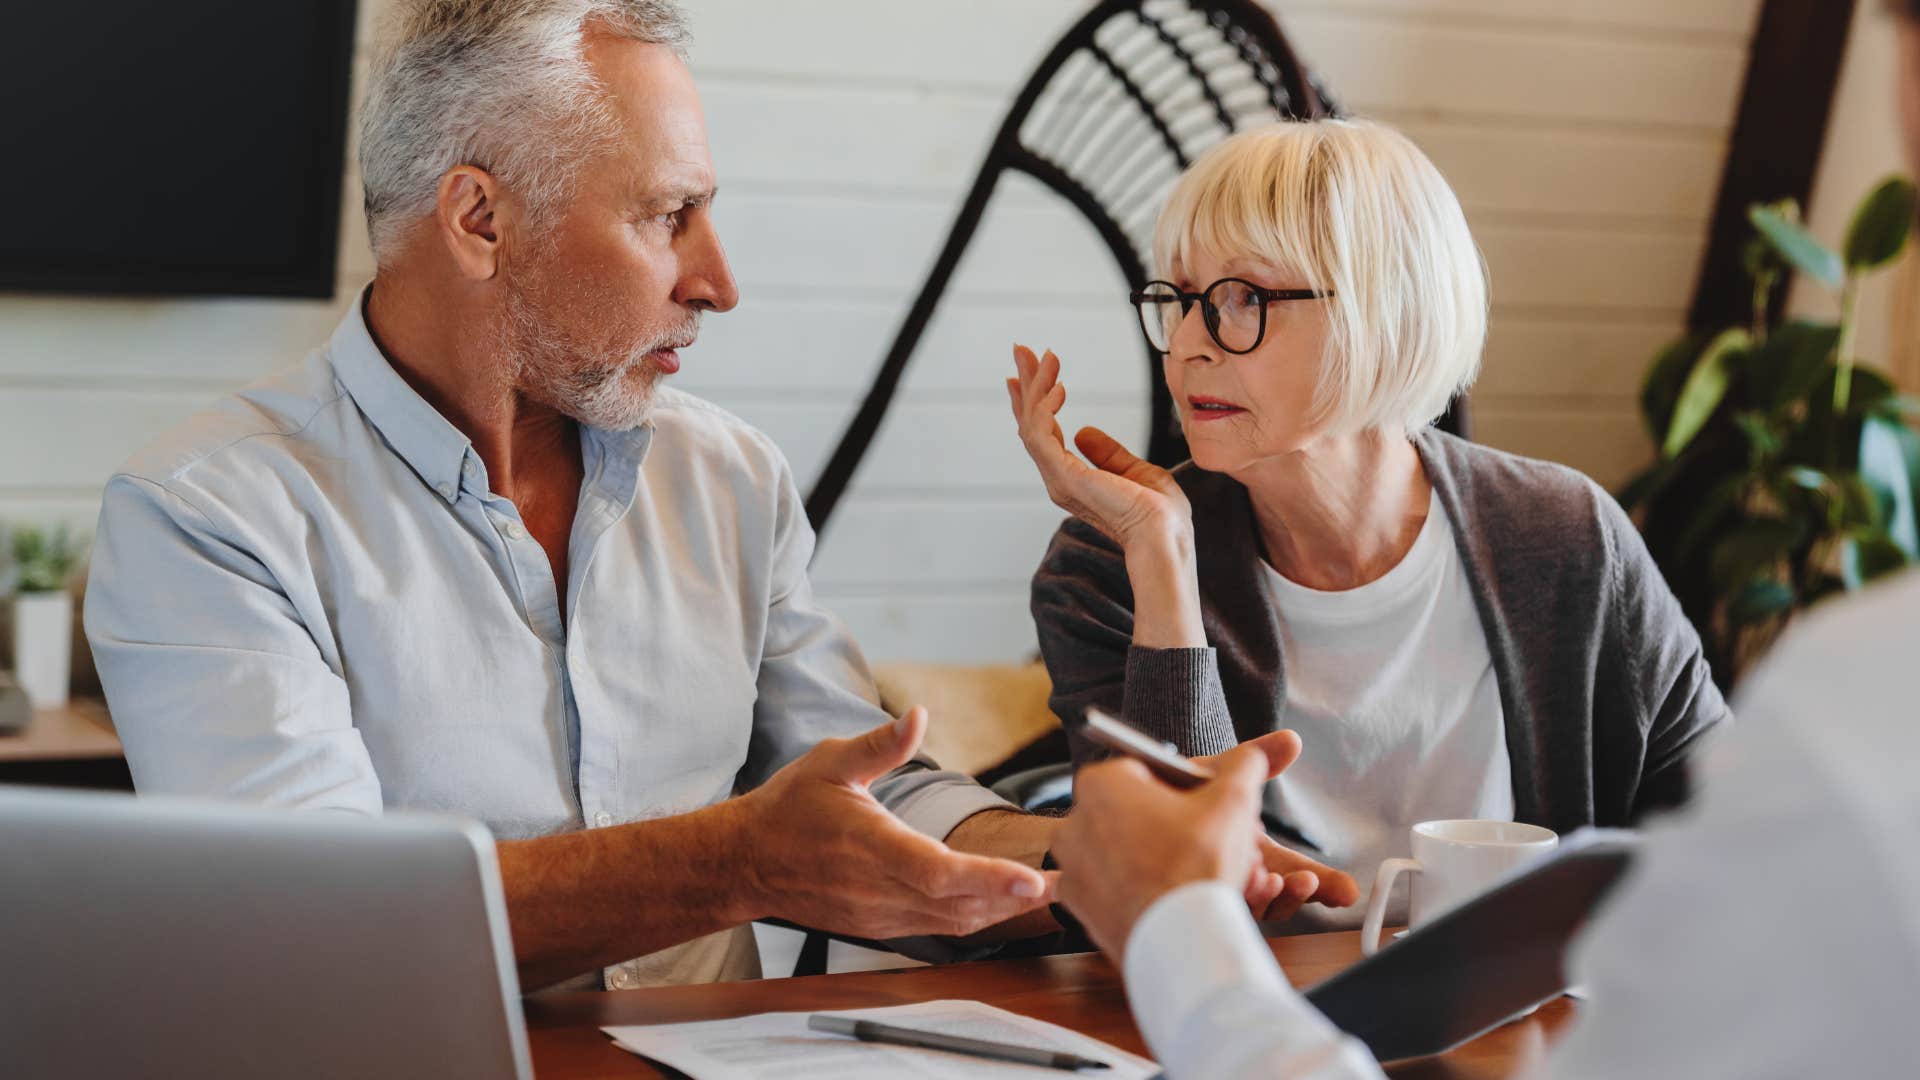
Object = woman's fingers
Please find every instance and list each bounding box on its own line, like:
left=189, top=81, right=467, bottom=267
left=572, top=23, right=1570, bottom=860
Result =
left=1011, top=345, right=1078, bottom=464
left=1013, top=345, right=1050, bottom=413
left=1074, top=426, right=1138, bottom=477
left=1261, top=871, right=1321, bottom=923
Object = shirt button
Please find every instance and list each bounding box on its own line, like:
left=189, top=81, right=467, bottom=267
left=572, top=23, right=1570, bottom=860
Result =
left=462, top=460, right=476, bottom=476
left=609, top=970, right=633, bottom=989
left=505, top=521, right=528, bottom=541
left=595, top=812, right=613, bottom=827
left=436, top=482, right=454, bottom=499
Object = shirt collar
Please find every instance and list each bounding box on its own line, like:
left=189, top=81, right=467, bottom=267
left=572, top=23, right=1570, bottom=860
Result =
left=328, top=286, right=484, bottom=504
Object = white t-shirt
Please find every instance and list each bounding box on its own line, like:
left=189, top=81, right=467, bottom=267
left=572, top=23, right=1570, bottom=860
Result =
left=1260, top=489, right=1513, bottom=930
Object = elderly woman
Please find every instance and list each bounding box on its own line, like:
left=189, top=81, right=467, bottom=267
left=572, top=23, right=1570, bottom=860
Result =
left=1007, top=119, right=1728, bottom=929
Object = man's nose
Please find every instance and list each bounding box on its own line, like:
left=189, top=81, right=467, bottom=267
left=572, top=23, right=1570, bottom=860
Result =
left=676, top=213, right=739, bottom=313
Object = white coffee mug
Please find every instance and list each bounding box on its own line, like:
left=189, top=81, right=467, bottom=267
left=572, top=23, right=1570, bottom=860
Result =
left=1360, top=819, right=1558, bottom=956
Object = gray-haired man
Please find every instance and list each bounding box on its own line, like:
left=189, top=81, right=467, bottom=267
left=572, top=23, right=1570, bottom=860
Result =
left=85, top=0, right=1346, bottom=992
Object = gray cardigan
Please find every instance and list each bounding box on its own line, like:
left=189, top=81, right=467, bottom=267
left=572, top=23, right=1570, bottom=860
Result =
left=1031, top=429, right=1730, bottom=833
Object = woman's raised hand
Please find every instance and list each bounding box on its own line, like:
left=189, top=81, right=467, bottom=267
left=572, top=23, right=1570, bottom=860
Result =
left=1006, top=345, right=1192, bottom=550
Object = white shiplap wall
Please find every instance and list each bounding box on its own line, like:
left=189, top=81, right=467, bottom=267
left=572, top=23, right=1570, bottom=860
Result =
left=0, top=0, right=1764, bottom=662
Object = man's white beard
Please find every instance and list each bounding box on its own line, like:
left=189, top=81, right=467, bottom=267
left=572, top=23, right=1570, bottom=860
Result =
left=503, top=282, right=698, bottom=432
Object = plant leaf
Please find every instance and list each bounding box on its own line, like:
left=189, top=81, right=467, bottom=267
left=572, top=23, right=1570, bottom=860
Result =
left=1840, top=529, right=1911, bottom=590
left=1664, top=328, right=1749, bottom=459
left=1733, top=412, right=1781, bottom=460
left=1834, top=473, right=1885, bottom=530
left=1744, top=320, right=1840, bottom=410
left=1726, top=577, right=1795, bottom=625
left=1673, top=476, right=1750, bottom=565
left=1751, top=204, right=1845, bottom=289
left=1860, top=415, right=1920, bottom=558
left=1843, top=365, right=1898, bottom=416
left=1779, top=465, right=1830, bottom=492
left=1872, top=394, right=1920, bottom=419
left=1640, top=333, right=1706, bottom=440
left=1709, top=518, right=1805, bottom=592
left=1844, top=175, right=1918, bottom=272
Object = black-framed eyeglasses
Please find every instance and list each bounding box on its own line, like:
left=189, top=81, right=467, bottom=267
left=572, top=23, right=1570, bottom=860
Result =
left=1128, top=277, right=1334, bottom=355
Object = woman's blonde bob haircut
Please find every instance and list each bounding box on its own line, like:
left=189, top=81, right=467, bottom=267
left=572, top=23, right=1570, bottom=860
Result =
left=1153, top=119, right=1488, bottom=436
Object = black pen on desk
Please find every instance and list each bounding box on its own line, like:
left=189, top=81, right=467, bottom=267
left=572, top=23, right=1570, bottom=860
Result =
left=807, top=1015, right=1112, bottom=1071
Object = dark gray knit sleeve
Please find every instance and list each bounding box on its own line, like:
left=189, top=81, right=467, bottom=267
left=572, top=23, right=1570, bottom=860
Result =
left=1032, top=516, right=1237, bottom=765
left=1121, top=647, right=1236, bottom=757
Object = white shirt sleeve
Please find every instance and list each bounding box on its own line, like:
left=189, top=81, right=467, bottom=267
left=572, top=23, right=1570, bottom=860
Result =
left=1124, top=881, right=1382, bottom=1079
left=85, top=474, right=382, bottom=814
left=1540, top=573, right=1920, bottom=1079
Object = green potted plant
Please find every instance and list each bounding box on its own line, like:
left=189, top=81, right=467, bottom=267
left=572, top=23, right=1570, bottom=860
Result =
left=1622, top=175, right=1920, bottom=685
left=7, top=524, right=85, bottom=708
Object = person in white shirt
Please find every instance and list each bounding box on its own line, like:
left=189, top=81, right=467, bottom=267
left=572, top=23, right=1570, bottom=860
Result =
left=1054, top=569, right=1920, bottom=1078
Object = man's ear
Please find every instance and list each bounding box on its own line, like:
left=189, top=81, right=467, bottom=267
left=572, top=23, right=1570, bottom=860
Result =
left=434, top=165, right=508, bottom=281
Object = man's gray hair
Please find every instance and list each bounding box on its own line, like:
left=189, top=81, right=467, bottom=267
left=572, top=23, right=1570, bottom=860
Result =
left=359, top=0, right=689, bottom=262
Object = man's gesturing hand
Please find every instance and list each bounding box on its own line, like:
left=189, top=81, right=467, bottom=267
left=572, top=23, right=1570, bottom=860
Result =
left=735, top=706, right=1052, bottom=940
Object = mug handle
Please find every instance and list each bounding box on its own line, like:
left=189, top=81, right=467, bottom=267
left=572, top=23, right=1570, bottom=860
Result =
left=1360, top=858, right=1420, bottom=957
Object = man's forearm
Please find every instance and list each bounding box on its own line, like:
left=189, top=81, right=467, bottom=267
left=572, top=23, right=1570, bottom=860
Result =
left=944, top=809, right=1064, bottom=940
left=498, top=798, right=760, bottom=991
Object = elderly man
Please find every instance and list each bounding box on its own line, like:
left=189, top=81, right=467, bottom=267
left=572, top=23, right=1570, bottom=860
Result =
left=85, top=0, right=1346, bottom=993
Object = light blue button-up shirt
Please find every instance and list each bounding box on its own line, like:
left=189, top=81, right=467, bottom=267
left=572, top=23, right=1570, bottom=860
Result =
left=84, top=293, right=1007, bottom=988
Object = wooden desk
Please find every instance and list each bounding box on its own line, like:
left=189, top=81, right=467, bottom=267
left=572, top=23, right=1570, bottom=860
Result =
left=0, top=699, right=131, bottom=789
left=525, top=930, right=1568, bottom=1078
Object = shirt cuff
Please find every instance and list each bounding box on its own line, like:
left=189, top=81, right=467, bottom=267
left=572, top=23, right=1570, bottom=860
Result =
left=1125, top=881, right=1370, bottom=1077
left=1126, top=881, right=1290, bottom=1043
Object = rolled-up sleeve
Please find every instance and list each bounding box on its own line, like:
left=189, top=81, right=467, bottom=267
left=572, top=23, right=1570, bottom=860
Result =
left=739, top=454, right=1008, bottom=841
left=84, top=474, right=381, bottom=814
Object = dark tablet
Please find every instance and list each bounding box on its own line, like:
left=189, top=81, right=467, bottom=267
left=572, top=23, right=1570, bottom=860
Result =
left=1304, top=830, right=1638, bottom=1063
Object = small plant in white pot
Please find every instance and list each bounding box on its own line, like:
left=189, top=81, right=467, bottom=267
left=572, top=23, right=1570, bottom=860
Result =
left=8, top=525, right=84, bottom=709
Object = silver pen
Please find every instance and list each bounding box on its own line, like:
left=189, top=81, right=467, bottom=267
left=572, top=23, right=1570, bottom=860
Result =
left=807, top=1014, right=1113, bottom=1071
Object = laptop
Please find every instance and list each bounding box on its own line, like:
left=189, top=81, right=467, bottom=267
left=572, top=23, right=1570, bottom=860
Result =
left=0, top=785, right=533, bottom=1079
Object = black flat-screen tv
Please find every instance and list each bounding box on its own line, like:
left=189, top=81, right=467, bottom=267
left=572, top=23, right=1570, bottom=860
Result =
left=0, top=1, right=359, bottom=299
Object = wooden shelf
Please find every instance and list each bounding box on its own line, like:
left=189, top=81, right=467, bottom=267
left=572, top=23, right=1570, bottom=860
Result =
left=0, top=699, right=121, bottom=763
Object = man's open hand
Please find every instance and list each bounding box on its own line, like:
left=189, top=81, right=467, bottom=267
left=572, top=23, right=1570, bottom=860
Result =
left=735, top=706, right=1052, bottom=939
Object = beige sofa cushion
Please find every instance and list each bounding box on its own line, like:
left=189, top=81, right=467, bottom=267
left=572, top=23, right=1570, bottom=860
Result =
left=870, top=661, right=1058, bottom=777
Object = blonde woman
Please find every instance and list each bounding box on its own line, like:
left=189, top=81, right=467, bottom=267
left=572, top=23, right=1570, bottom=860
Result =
left=1008, top=120, right=1728, bottom=930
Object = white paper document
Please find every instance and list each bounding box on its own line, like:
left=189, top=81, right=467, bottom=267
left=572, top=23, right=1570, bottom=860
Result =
left=603, top=998, right=1161, bottom=1078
